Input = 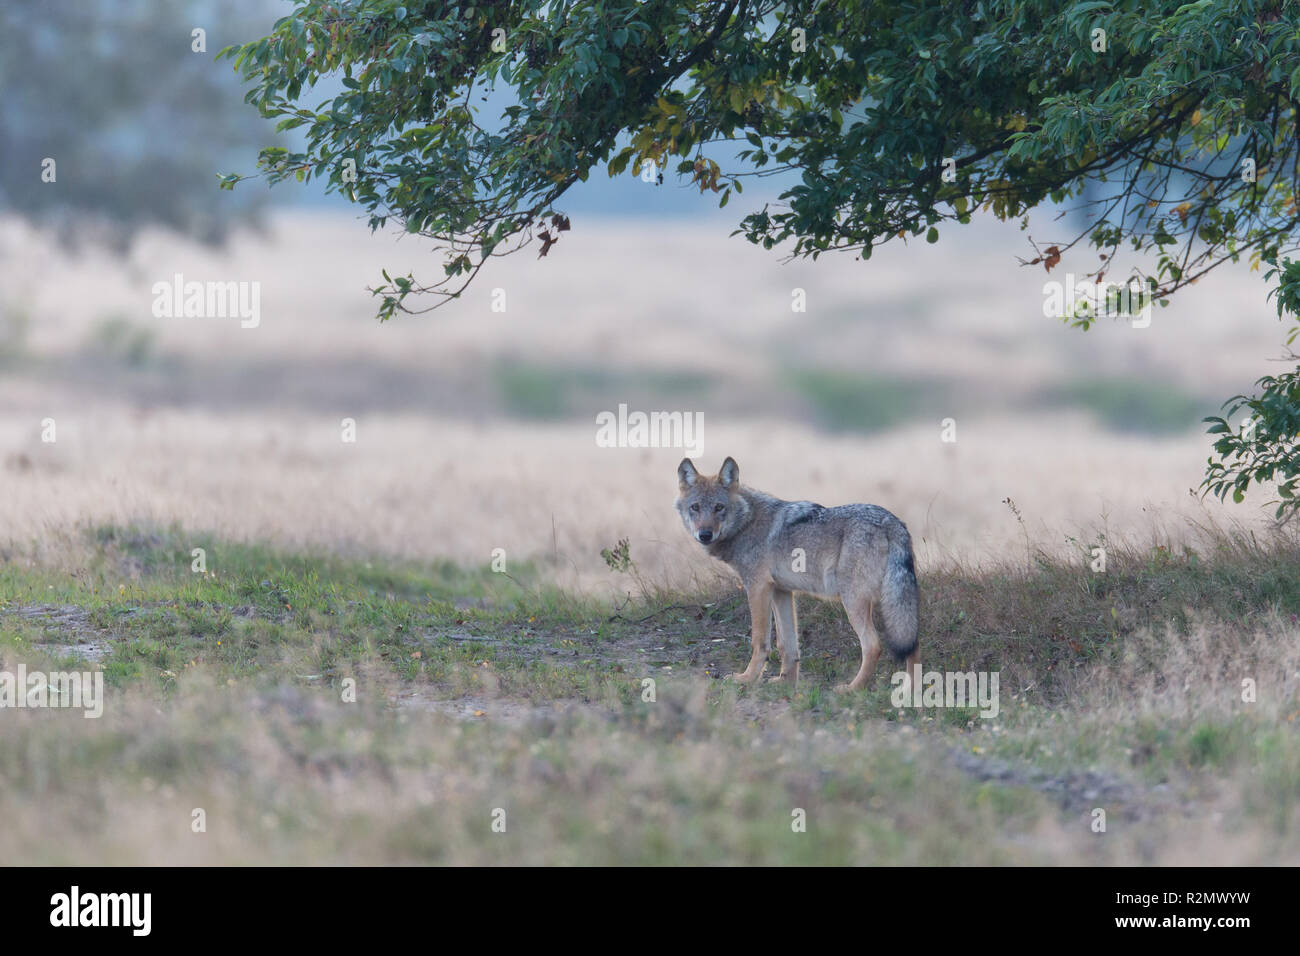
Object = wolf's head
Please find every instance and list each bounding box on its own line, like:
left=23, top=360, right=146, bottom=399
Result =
left=676, top=456, right=749, bottom=546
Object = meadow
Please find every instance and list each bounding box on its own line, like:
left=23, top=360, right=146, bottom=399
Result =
left=1, top=211, right=1296, bottom=863
left=1, top=521, right=1297, bottom=864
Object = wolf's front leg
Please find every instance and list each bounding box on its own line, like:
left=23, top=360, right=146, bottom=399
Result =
left=728, top=583, right=773, bottom=684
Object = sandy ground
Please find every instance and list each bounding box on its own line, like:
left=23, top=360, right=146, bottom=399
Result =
left=0, top=209, right=1290, bottom=589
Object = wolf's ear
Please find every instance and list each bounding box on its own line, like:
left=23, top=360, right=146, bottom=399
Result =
left=678, top=458, right=699, bottom=490
left=719, top=456, right=740, bottom=488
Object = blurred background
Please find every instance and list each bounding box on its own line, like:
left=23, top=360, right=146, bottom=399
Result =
left=0, top=0, right=1290, bottom=591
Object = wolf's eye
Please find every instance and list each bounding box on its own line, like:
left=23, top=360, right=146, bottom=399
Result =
left=689, top=503, right=700, bottom=513
left=714, top=504, right=725, bottom=514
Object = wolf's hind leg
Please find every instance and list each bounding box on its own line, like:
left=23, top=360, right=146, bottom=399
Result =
left=834, top=594, right=881, bottom=693
left=769, top=589, right=799, bottom=686
left=900, top=646, right=920, bottom=697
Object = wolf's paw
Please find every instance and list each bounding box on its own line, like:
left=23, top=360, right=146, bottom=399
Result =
left=832, top=682, right=860, bottom=694
left=726, top=670, right=761, bottom=685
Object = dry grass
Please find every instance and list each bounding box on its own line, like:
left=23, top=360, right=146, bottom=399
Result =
left=0, top=210, right=1291, bottom=593
left=1, top=209, right=1298, bottom=864
left=0, top=405, right=1281, bottom=593
left=0, top=521, right=1297, bottom=864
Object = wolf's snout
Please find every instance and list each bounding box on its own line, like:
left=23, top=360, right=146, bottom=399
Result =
left=696, top=529, right=713, bottom=544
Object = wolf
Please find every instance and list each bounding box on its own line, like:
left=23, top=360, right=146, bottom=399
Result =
left=676, top=457, right=919, bottom=692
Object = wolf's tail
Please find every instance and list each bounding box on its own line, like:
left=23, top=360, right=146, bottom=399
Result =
left=880, top=523, right=919, bottom=660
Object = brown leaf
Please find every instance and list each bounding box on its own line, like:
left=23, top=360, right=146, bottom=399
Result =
left=1043, top=245, right=1061, bottom=271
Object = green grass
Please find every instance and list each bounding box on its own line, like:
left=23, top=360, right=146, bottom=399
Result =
left=492, top=362, right=1218, bottom=439
left=493, top=360, right=712, bottom=420
left=1037, top=377, right=1213, bottom=435
left=1, top=522, right=1298, bottom=863
left=86, top=314, right=157, bottom=368
left=786, top=368, right=941, bottom=433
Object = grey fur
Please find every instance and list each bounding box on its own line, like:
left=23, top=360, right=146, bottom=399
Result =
left=676, top=457, right=920, bottom=689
